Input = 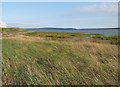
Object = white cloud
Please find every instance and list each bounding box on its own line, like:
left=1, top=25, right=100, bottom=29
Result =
left=0, top=21, right=7, bottom=28
left=77, top=2, right=118, bottom=15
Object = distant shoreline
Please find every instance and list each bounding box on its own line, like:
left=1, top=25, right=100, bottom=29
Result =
left=2, top=28, right=119, bottom=36
left=26, top=28, right=120, bottom=30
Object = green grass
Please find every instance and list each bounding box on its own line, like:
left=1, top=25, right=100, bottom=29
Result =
left=25, top=32, right=91, bottom=41
left=25, top=31, right=90, bottom=37
left=2, top=28, right=27, bottom=33
left=2, top=28, right=119, bottom=85
left=25, top=31, right=120, bottom=45
left=2, top=28, right=27, bottom=37
left=91, top=34, right=120, bottom=44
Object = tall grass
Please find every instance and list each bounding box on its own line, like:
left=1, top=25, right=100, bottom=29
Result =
left=2, top=39, right=118, bottom=85
left=2, top=28, right=119, bottom=85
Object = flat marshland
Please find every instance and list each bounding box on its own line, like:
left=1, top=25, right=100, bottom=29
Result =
left=1, top=28, right=119, bottom=85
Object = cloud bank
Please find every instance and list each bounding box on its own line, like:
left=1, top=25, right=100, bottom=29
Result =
left=77, top=2, right=118, bottom=15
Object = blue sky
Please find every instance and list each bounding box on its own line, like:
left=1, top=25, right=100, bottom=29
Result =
left=1, top=2, right=118, bottom=28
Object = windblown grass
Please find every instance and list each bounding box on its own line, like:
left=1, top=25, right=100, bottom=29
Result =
left=2, top=28, right=119, bottom=85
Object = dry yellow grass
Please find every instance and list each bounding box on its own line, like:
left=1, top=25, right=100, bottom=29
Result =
left=2, top=28, right=118, bottom=85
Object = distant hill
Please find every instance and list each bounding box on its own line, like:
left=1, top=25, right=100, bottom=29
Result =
left=26, top=27, right=76, bottom=30
left=26, top=27, right=120, bottom=30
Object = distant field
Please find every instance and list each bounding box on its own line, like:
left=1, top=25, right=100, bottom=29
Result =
left=2, top=28, right=119, bottom=85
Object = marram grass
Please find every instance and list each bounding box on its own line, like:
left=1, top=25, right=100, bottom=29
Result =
left=2, top=28, right=118, bottom=85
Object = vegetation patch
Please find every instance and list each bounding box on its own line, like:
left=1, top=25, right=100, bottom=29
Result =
left=2, top=28, right=119, bottom=85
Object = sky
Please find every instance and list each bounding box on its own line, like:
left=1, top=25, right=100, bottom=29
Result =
left=1, top=2, right=118, bottom=28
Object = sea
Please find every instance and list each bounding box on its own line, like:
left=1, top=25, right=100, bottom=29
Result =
left=25, top=28, right=119, bottom=36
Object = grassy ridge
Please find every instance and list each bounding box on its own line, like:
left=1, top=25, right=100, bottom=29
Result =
left=2, top=28, right=119, bottom=85
left=2, top=28, right=119, bottom=44
left=25, top=31, right=120, bottom=45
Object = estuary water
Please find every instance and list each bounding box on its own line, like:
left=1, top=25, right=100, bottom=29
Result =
left=26, top=28, right=119, bottom=36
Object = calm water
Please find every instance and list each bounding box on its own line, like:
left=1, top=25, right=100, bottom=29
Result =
left=26, top=28, right=119, bottom=36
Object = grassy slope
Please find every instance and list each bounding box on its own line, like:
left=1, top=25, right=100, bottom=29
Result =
left=2, top=28, right=118, bottom=85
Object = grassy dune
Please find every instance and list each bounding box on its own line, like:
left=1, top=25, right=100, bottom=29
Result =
left=2, top=28, right=119, bottom=85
